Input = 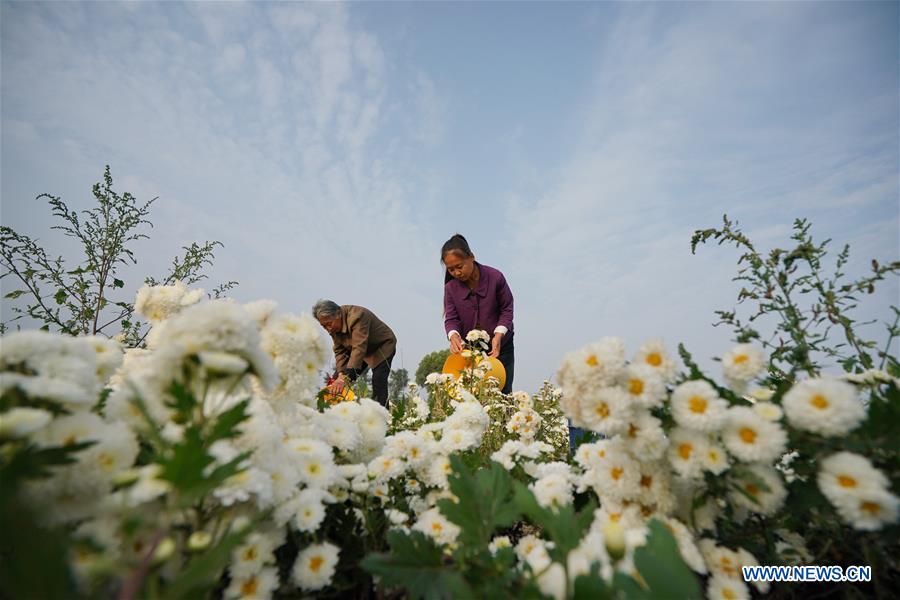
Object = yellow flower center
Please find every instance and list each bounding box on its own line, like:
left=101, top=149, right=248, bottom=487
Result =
left=733, top=354, right=749, bottom=364
left=309, top=556, right=324, bottom=572
left=745, top=483, right=759, bottom=496
left=611, top=467, right=623, bottom=481
left=431, top=522, right=443, bottom=533
left=810, top=395, right=829, bottom=410
left=627, top=423, right=639, bottom=438
left=739, top=427, right=757, bottom=444
left=242, top=547, right=258, bottom=561
left=308, top=464, right=320, bottom=475
left=688, top=396, right=708, bottom=414
left=861, top=501, right=881, bottom=516
left=646, top=353, right=662, bottom=367
left=595, top=403, right=610, bottom=418
left=837, top=475, right=857, bottom=488
left=241, top=578, right=259, bottom=596
left=723, top=588, right=738, bottom=600
left=678, top=443, right=693, bottom=460
left=609, top=513, right=621, bottom=522
left=586, top=354, right=599, bottom=366
left=640, top=475, right=652, bottom=488
left=628, top=379, right=644, bottom=395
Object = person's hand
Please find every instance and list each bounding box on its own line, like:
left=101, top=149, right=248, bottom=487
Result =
left=329, top=376, right=345, bottom=394
left=490, top=332, right=503, bottom=358
left=449, top=332, right=463, bottom=354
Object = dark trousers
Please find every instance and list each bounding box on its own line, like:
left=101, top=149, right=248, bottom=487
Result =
left=370, top=353, right=394, bottom=407
left=498, top=339, right=514, bottom=394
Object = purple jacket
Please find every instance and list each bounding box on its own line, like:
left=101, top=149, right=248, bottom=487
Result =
left=443, top=262, right=514, bottom=343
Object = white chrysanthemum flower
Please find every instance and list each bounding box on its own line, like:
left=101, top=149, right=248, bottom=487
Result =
left=586, top=448, right=641, bottom=501
left=818, top=451, right=898, bottom=530
left=836, top=489, right=900, bottom=531
left=151, top=300, right=277, bottom=389
left=224, top=566, right=278, bottom=600
left=516, top=535, right=552, bottom=572
left=488, top=535, right=512, bottom=554
left=292, top=542, right=340, bottom=591
left=632, top=338, right=678, bottom=382
left=818, top=452, right=890, bottom=501
left=635, top=461, right=674, bottom=511
left=466, top=329, right=490, bottom=343
left=783, top=378, right=866, bottom=437
left=412, top=507, right=460, bottom=546
left=581, top=386, right=633, bottom=436
left=289, top=489, right=331, bottom=533
left=667, top=428, right=709, bottom=479
left=134, top=280, right=205, bottom=322
left=558, top=337, right=627, bottom=394
left=700, top=540, right=743, bottom=580
left=729, top=464, right=787, bottom=516
left=619, top=411, right=668, bottom=461
left=243, top=299, right=279, bottom=328
left=619, top=364, right=666, bottom=409
left=368, top=454, right=406, bottom=482
left=423, top=455, right=453, bottom=489
left=531, top=474, right=573, bottom=509
left=215, top=467, right=273, bottom=508
left=703, top=440, right=730, bottom=475
left=721, top=344, right=766, bottom=391
left=82, top=335, right=124, bottom=383
left=231, top=531, right=279, bottom=578
left=440, top=427, right=478, bottom=453
left=1, top=331, right=103, bottom=406
left=752, top=401, right=783, bottom=421
left=670, top=380, right=728, bottom=432
left=721, top=406, right=787, bottom=463
left=707, top=574, right=750, bottom=600
left=0, top=407, right=53, bottom=438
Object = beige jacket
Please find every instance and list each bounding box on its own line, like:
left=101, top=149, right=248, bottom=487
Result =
left=331, top=305, right=397, bottom=373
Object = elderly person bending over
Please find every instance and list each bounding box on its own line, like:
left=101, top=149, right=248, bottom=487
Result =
left=313, top=299, right=397, bottom=407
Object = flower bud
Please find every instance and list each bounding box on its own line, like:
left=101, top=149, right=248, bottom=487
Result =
left=152, top=537, right=176, bottom=563
left=188, top=531, right=212, bottom=552
left=602, top=521, right=626, bottom=561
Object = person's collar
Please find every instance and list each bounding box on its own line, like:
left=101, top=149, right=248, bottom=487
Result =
left=465, top=262, right=488, bottom=299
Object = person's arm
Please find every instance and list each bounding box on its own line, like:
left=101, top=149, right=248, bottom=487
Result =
left=495, top=273, right=514, bottom=333
left=345, top=310, right=370, bottom=379
left=444, top=285, right=464, bottom=353
left=490, top=273, right=514, bottom=357
left=333, top=339, right=350, bottom=376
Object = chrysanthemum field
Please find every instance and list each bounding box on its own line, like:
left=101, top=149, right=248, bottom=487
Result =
left=1, top=217, right=898, bottom=599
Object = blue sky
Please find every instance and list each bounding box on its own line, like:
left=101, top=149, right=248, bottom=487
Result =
left=2, top=1, right=898, bottom=391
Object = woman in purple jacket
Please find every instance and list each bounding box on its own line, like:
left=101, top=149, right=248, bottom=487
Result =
left=441, top=234, right=515, bottom=393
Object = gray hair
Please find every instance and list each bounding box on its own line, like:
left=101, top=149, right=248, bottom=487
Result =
left=312, top=299, right=341, bottom=320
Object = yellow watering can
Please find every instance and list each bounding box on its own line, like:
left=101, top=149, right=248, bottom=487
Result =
left=442, top=353, right=506, bottom=390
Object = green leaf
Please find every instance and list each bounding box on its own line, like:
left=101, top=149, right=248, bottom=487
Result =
left=632, top=520, right=702, bottom=599
left=0, top=441, right=96, bottom=497
left=4, top=290, right=25, bottom=299
left=573, top=563, right=612, bottom=600
left=207, top=398, right=250, bottom=445
left=436, top=456, right=520, bottom=548
left=113, top=278, right=125, bottom=288
left=53, top=289, right=67, bottom=305
left=361, top=530, right=471, bottom=600
left=165, top=380, right=197, bottom=417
